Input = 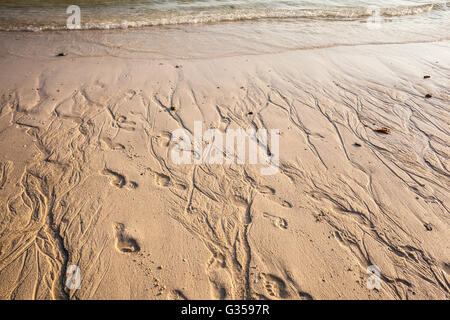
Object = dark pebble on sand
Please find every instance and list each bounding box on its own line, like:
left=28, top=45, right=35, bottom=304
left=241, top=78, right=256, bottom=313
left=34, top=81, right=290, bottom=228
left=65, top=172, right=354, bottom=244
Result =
left=425, top=94, right=432, bottom=98
left=57, top=52, right=67, bottom=57
left=353, top=142, right=362, bottom=147
left=423, top=75, right=430, bottom=79
left=247, top=111, right=253, bottom=115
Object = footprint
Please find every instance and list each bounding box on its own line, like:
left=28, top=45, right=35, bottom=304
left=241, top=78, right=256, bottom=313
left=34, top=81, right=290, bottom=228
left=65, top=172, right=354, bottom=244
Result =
left=257, top=185, right=276, bottom=195
left=232, top=195, right=249, bottom=207
left=261, top=273, right=290, bottom=299
left=114, top=115, right=136, bottom=131
left=154, top=172, right=170, bottom=187
left=157, top=131, right=171, bottom=147
left=174, top=183, right=187, bottom=191
left=102, top=168, right=126, bottom=188
left=281, top=200, right=293, bottom=208
left=101, top=137, right=125, bottom=151
left=208, top=274, right=229, bottom=300
left=113, top=223, right=140, bottom=253
left=146, top=169, right=171, bottom=187
left=262, top=213, right=288, bottom=230
left=167, top=289, right=188, bottom=300
left=207, top=253, right=232, bottom=299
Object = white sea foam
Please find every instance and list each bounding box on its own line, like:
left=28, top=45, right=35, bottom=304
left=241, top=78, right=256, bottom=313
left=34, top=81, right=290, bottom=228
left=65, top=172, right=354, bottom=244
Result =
left=0, top=1, right=448, bottom=31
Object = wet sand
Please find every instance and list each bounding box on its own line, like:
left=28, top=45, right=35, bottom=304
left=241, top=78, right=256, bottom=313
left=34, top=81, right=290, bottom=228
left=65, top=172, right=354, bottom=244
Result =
left=0, top=27, right=449, bottom=300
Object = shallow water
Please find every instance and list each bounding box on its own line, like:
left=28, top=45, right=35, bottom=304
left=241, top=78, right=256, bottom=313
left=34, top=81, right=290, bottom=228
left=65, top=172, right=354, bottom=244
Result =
left=0, top=0, right=448, bottom=31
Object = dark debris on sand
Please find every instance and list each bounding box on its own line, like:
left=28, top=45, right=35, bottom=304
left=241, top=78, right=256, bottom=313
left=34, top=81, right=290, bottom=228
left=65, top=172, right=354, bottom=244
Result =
left=374, top=127, right=391, bottom=135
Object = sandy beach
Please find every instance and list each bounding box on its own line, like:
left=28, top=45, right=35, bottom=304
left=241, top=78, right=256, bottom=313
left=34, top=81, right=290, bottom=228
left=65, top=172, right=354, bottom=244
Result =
left=0, top=15, right=449, bottom=300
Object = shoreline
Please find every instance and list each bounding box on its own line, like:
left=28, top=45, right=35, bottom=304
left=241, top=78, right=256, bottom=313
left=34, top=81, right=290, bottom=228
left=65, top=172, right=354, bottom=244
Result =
left=1, top=15, right=450, bottom=62
left=0, top=1, right=449, bottom=32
